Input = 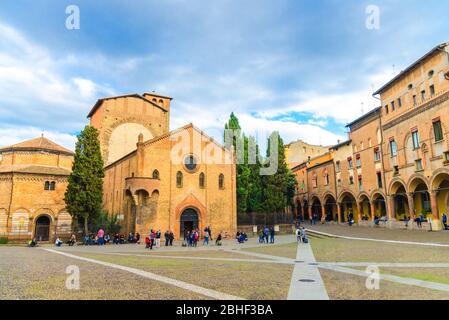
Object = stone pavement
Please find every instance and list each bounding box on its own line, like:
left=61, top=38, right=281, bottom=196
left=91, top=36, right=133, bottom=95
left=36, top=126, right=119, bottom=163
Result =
left=287, top=241, right=329, bottom=300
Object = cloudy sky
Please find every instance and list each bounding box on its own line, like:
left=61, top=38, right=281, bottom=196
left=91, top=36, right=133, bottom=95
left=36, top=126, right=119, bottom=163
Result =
left=0, top=0, right=447, bottom=150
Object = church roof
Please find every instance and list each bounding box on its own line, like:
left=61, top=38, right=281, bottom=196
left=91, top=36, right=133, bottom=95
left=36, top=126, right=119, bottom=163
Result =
left=0, top=136, right=74, bottom=155
left=0, top=164, right=71, bottom=176
left=87, top=93, right=168, bottom=118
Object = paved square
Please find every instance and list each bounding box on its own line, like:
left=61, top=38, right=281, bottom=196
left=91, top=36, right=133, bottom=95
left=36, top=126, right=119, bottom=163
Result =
left=2, top=225, right=449, bottom=300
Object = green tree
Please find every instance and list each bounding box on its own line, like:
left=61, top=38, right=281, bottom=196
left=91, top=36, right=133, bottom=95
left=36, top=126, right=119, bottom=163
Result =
left=64, top=125, right=105, bottom=235
left=246, top=135, right=264, bottom=214
left=224, top=113, right=250, bottom=215
left=91, top=211, right=121, bottom=235
left=263, top=132, right=296, bottom=216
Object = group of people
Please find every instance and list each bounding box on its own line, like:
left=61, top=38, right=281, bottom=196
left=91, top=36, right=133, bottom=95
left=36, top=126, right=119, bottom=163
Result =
left=295, top=226, right=308, bottom=243
left=258, top=226, right=275, bottom=244
left=180, top=226, right=223, bottom=247
left=236, top=231, right=248, bottom=243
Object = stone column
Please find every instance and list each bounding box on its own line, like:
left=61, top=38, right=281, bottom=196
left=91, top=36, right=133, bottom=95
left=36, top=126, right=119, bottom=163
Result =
left=387, top=195, right=395, bottom=220
left=321, top=206, right=326, bottom=223
left=337, top=203, right=342, bottom=224
left=308, top=206, right=312, bottom=221
left=370, top=201, right=375, bottom=221
left=407, top=193, right=415, bottom=220
left=430, top=191, right=439, bottom=220
left=356, top=202, right=362, bottom=224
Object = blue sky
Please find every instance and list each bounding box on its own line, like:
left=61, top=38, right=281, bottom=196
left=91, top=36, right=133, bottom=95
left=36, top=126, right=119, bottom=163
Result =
left=0, top=0, right=447, bottom=149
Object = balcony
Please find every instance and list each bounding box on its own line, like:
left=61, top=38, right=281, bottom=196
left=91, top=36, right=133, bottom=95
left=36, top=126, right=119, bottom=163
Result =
left=125, top=177, right=160, bottom=195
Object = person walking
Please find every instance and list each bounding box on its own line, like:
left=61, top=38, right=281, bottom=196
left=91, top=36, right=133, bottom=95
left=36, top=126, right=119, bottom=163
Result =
left=301, top=227, right=308, bottom=243
left=97, top=228, right=105, bottom=246
left=295, top=227, right=302, bottom=243
left=259, top=230, right=265, bottom=243
left=193, top=230, right=199, bottom=247
left=264, top=226, right=269, bottom=244
left=155, top=230, right=161, bottom=248
left=203, top=230, right=210, bottom=246
left=149, top=229, right=155, bottom=250
left=269, top=227, right=275, bottom=244
left=164, top=230, right=170, bottom=246
left=169, top=230, right=174, bottom=246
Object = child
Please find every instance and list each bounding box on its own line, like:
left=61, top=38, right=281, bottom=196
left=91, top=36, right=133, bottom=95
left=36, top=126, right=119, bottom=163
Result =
left=145, top=236, right=151, bottom=249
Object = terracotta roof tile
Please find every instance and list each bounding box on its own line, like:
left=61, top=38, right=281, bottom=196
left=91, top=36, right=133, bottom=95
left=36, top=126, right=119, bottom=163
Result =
left=0, top=136, right=74, bottom=155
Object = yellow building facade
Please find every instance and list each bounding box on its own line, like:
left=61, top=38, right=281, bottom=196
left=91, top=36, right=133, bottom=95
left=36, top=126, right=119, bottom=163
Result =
left=0, top=137, right=74, bottom=242
left=293, top=43, right=449, bottom=231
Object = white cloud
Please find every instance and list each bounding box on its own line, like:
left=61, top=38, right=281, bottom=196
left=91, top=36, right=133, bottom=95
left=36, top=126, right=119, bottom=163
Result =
left=0, top=21, right=114, bottom=133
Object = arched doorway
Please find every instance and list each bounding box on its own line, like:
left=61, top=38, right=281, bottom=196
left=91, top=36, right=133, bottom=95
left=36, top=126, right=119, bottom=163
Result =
left=432, top=172, right=449, bottom=222
left=409, top=178, right=431, bottom=220
left=372, top=193, right=387, bottom=218
left=180, top=208, right=199, bottom=238
left=311, top=197, right=322, bottom=221
left=390, top=181, right=409, bottom=220
left=35, top=215, right=51, bottom=241
left=359, top=194, right=371, bottom=221
left=339, top=192, right=358, bottom=223
left=323, top=195, right=337, bottom=222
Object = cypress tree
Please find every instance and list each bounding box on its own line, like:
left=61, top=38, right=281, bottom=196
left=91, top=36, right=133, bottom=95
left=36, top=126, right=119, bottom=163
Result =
left=64, top=125, right=105, bottom=235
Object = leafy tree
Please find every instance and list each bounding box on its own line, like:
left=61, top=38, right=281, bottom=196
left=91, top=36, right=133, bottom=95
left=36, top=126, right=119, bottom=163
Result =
left=246, top=135, right=264, bottom=214
left=263, top=132, right=296, bottom=215
left=224, top=113, right=250, bottom=214
left=64, top=125, right=105, bottom=235
left=91, top=211, right=121, bottom=235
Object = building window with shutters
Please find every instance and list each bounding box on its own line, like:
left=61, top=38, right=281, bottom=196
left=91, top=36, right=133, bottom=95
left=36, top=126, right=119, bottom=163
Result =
left=433, top=119, right=443, bottom=142
left=374, top=147, right=381, bottom=162
left=356, top=154, right=361, bottom=168
left=390, top=139, right=397, bottom=157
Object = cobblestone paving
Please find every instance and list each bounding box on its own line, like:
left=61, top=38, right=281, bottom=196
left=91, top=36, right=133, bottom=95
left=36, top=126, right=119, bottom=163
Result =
left=0, top=247, right=207, bottom=300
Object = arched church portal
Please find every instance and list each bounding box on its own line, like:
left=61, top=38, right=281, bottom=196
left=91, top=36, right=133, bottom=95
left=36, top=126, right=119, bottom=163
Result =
left=180, top=208, right=199, bottom=238
left=35, top=215, right=51, bottom=241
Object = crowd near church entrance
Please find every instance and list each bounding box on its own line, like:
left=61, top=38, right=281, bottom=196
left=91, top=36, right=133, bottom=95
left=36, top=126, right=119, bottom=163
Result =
left=180, top=208, right=199, bottom=237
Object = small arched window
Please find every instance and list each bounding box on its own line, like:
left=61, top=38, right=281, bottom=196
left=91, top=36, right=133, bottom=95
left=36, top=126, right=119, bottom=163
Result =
left=323, top=171, right=329, bottom=186
left=218, top=174, right=224, bottom=189
left=176, top=171, right=183, bottom=188
left=312, top=172, right=318, bottom=188
left=44, top=181, right=50, bottom=190
left=159, top=99, right=164, bottom=105
left=199, top=172, right=205, bottom=188
left=152, top=170, right=160, bottom=180
left=50, top=181, right=56, bottom=190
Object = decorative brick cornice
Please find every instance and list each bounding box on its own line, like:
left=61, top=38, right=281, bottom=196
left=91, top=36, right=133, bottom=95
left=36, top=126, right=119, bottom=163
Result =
left=13, top=174, right=68, bottom=183
left=383, top=91, right=449, bottom=131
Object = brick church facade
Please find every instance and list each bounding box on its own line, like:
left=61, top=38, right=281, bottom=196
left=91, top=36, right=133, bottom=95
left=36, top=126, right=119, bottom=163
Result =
left=0, top=93, right=237, bottom=242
